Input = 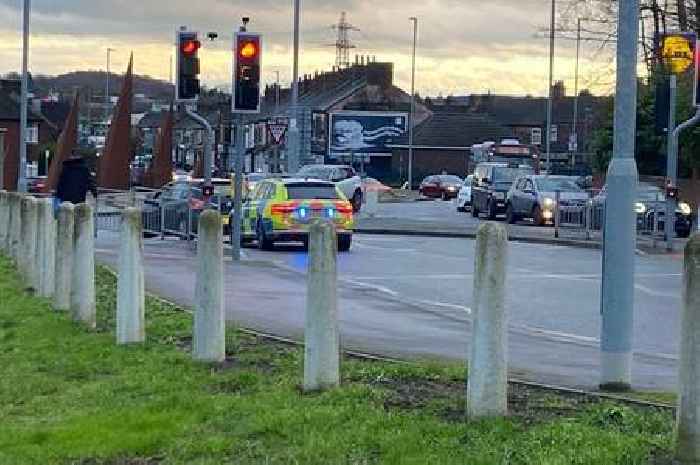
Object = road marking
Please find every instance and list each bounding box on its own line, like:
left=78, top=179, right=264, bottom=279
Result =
left=415, top=299, right=472, bottom=315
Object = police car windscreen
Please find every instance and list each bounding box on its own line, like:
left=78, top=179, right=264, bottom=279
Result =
left=286, top=183, right=340, bottom=200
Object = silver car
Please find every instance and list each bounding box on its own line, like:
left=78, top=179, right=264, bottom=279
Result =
left=506, top=175, right=588, bottom=225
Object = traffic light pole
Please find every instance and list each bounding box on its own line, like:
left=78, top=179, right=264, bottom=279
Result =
left=287, top=0, right=301, bottom=175
left=600, top=0, right=640, bottom=392
left=18, top=0, right=30, bottom=193
left=665, top=75, right=677, bottom=251
left=231, top=115, right=244, bottom=261
left=185, top=107, right=214, bottom=186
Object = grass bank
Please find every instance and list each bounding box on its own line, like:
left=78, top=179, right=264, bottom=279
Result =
left=0, top=256, right=677, bottom=464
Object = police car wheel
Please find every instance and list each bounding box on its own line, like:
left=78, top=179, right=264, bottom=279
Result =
left=338, top=235, right=352, bottom=252
left=352, top=191, right=363, bottom=213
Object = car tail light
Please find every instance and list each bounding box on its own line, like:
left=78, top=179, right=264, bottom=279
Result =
left=270, top=202, right=296, bottom=214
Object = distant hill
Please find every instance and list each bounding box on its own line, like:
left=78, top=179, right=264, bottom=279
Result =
left=31, top=71, right=174, bottom=101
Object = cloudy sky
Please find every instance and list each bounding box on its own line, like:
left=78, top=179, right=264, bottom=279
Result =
left=0, top=0, right=615, bottom=96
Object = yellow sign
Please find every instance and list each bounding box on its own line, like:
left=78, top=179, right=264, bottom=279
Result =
left=661, top=34, right=696, bottom=74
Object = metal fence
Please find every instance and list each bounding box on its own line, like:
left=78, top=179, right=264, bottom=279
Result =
left=551, top=192, right=671, bottom=246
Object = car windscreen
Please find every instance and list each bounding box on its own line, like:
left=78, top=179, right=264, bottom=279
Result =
left=493, top=167, right=532, bottom=183
left=297, top=167, right=329, bottom=179
left=637, top=187, right=664, bottom=201
left=535, top=178, right=583, bottom=192
left=286, top=183, right=339, bottom=200
left=439, top=175, right=463, bottom=184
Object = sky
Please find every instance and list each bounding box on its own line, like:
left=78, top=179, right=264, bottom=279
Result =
left=0, top=0, right=616, bottom=97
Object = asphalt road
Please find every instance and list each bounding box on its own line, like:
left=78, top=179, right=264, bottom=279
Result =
left=96, top=231, right=683, bottom=391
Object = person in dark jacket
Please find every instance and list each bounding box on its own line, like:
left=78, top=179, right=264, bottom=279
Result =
left=55, top=156, right=97, bottom=204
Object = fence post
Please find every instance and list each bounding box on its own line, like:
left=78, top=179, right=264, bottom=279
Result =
left=468, top=222, right=508, bottom=418
left=193, top=210, right=225, bottom=362
left=117, top=207, right=145, bottom=344
left=554, top=190, right=561, bottom=238
left=54, top=202, right=75, bottom=312
left=71, top=203, right=96, bottom=328
left=585, top=193, right=592, bottom=241
left=20, top=197, right=38, bottom=288
left=187, top=205, right=194, bottom=249
left=9, top=193, right=21, bottom=262
left=677, top=234, right=700, bottom=463
left=37, top=198, right=56, bottom=298
left=160, top=203, right=166, bottom=240
left=0, top=191, right=8, bottom=254
left=304, top=219, right=340, bottom=392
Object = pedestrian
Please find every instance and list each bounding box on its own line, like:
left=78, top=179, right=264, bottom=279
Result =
left=55, top=154, right=97, bottom=209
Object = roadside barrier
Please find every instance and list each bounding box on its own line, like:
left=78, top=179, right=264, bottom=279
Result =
left=117, top=207, right=146, bottom=345
left=677, top=234, right=700, bottom=463
left=468, top=222, right=508, bottom=418
left=304, top=219, right=340, bottom=392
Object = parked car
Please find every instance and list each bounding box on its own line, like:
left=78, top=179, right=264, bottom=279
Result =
left=234, top=178, right=354, bottom=251
left=506, top=175, right=588, bottom=225
left=456, top=175, right=474, bottom=212
left=592, top=183, right=693, bottom=237
left=471, top=163, right=534, bottom=220
left=418, top=175, right=464, bottom=200
left=143, top=178, right=233, bottom=237
left=27, top=176, right=47, bottom=193
left=296, top=164, right=363, bottom=212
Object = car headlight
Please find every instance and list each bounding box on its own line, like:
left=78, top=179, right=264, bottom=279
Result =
left=447, top=186, right=457, bottom=192
left=543, top=197, right=555, bottom=208
left=679, top=202, right=692, bottom=215
left=635, top=202, right=647, bottom=214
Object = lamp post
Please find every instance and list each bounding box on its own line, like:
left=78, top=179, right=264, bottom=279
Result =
left=545, top=0, right=555, bottom=174
left=571, top=17, right=581, bottom=168
left=287, top=0, right=301, bottom=174
left=18, top=0, right=31, bottom=193
left=105, top=48, right=115, bottom=123
left=408, top=16, right=418, bottom=190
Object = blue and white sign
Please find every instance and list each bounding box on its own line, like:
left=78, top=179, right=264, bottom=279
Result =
left=329, top=111, right=407, bottom=158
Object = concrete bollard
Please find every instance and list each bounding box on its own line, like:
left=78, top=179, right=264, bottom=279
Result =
left=36, top=198, right=56, bottom=298
left=304, top=219, right=340, bottom=392
left=54, top=202, right=75, bottom=312
left=8, top=193, right=22, bottom=261
left=71, top=203, right=96, bottom=328
left=467, top=222, right=509, bottom=418
left=0, top=191, right=7, bottom=254
left=193, top=210, right=225, bottom=362
left=677, top=234, right=700, bottom=463
left=117, top=208, right=145, bottom=344
left=20, top=197, right=39, bottom=288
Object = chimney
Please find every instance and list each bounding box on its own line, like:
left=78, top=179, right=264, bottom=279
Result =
left=355, top=54, right=359, bottom=65
left=361, top=55, right=365, bottom=66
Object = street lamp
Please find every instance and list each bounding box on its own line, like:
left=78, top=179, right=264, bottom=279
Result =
left=408, top=16, right=418, bottom=190
left=106, top=48, right=116, bottom=123
left=545, top=0, right=555, bottom=174
left=18, top=0, right=31, bottom=192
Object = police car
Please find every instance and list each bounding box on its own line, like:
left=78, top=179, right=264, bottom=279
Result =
left=235, top=178, right=354, bottom=251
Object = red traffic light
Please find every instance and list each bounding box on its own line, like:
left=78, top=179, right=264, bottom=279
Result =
left=239, top=41, right=258, bottom=59
left=181, top=39, right=201, bottom=55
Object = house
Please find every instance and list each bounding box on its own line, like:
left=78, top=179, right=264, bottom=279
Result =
left=0, top=79, right=51, bottom=189
left=389, top=109, right=511, bottom=186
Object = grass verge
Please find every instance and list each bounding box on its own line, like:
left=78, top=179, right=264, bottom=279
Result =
left=0, top=255, right=677, bottom=464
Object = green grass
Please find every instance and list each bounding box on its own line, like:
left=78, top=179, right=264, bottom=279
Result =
left=0, top=255, right=677, bottom=465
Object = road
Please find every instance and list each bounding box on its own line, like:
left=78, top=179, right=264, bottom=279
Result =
left=95, top=231, right=683, bottom=391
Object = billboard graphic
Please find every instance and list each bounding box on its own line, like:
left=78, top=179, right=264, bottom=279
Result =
left=329, top=111, right=407, bottom=158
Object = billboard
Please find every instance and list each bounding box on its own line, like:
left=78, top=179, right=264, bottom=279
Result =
left=328, top=111, right=407, bottom=159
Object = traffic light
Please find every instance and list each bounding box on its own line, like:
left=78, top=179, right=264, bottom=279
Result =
left=232, top=32, right=261, bottom=113
left=176, top=30, right=201, bottom=101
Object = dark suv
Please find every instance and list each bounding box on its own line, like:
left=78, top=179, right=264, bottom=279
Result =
left=471, top=163, right=534, bottom=220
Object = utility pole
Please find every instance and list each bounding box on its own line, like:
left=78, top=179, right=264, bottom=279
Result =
left=275, top=70, right=280, bottom=113
left=545, top=0, right=555, bottom=174
left=600, top=0, right=640, bottom=391
left=18, top=0, right=30, bottom=193
left=408, top=17, right=418, bottom=190
left=287, top=0, right=301, bottom=174
left=571, top=18, right=581, bottom=169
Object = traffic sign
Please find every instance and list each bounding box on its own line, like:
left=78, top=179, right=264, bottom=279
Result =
left=267, top=118, right=288, bottom=144
left=660, top=32, right=696, bottom=74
